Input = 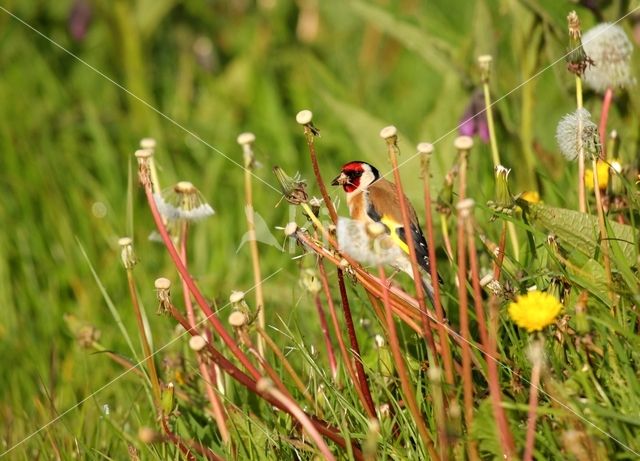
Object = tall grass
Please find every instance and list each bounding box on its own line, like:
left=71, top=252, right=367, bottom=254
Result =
left=1, top=1, right=640, bottom=459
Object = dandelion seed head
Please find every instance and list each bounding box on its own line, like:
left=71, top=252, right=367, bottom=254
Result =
left=583, top=23, right=635, bottom=93
left=337, top=218, right=402, bottom=266
left=555, top=108, right=600, bottom=161
left=154, top=181, right=215, bottom=222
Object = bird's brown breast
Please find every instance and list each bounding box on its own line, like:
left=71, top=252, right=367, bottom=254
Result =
left=346, top=190, right=370, bottom=221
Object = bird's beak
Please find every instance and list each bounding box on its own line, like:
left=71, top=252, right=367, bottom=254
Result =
left=331, top=172, right=348, bottom=186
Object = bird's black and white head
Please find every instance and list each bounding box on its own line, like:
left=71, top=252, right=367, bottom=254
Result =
left=331, top=161, right=380, bottom=194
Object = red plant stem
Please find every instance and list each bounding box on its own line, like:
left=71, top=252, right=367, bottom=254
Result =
left=166, top=302, right=361, bottom=458
left=455, top=210, right=478, bottom=461
left=179, top=221, right=230, bottom=444
left=466, top=220, right=516, bottom=459
left=378, top=266, right=440, bottom=461
left=179, top=222, right=230, bottom=442
left=318, top=261, right=358, bottom=379
left=302, top=126, right=338, bottom=225
left=160, top=414, right=221, bottom=461
left=180, top=222, right=197, bottom=327
left=599, top=87, right=613, bottom=160
left=421, top=158, right=455, bottom=385
left=336, top=268, right=378, bottom=419
left=138, top=166, right=362, bottom=453
left=140, top=171, right=262, bottom=381
left=317, top=261, right=373, bottom=416
left=302, top=124, right=377, bottom=419
left=523, top=356, right=542, bottom=461
left=487, top=221, right=516, bottom=460
left=492, top=224, right=508, bottom=281
left=314, top=292, right=338, bottom=379
left=300, top=233, right=463, bottom=351
left=385, top=137, right=438, bottom=362
left=260, top=381, right=337, bottom=461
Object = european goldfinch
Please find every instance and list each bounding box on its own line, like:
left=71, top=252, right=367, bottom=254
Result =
left=332, top=161, right=440, bottom=300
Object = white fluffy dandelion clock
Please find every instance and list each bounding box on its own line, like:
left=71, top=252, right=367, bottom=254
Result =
left=582, top=23, right=635, bottom=93
left=555, top=108, right=600, bottom=161
left=336, top=218, right=403, bottom=267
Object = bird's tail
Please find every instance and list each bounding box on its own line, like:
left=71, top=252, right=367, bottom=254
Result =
left=395, top=258, right=436, bottom=307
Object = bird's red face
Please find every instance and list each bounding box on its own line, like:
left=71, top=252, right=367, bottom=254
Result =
left=331, top=161, right=379, bottom=193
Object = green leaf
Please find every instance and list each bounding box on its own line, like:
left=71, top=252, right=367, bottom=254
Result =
left=523, top=202, right=638, bottom=262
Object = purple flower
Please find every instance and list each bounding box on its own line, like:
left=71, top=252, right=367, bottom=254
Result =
left=69, top=0, right=92, bottom=42
left=459, top=90, right=490, bottom=143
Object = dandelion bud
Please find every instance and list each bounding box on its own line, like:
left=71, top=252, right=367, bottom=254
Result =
left=118, top=237, right=137, bottom=270
left=160, top=382, right=175, bottom=417
left=436, top=167, right=457, bottom=215
left=489, top=165, right=515, bottom=212
left=273, top=166, right=308, bottom=205
left=565, top=11, right=593, bottom=76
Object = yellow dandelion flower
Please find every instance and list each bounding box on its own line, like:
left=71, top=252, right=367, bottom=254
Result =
left=584, top=161, right=609, bottom=191
left=508, top=291, right=562, bottom=332
left=520, top=191, right=540, bottom=203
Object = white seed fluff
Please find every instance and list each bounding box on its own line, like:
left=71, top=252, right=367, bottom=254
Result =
left=582, top=23, right=635, bottom=93
left=555, top=108, right=600, bottom=161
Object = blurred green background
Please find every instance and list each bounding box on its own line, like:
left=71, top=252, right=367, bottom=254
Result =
left=1, top=0, right=639, bottom=457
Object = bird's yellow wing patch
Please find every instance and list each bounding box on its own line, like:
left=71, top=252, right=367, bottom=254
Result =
left=379, top=215, right=410, bottom=255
